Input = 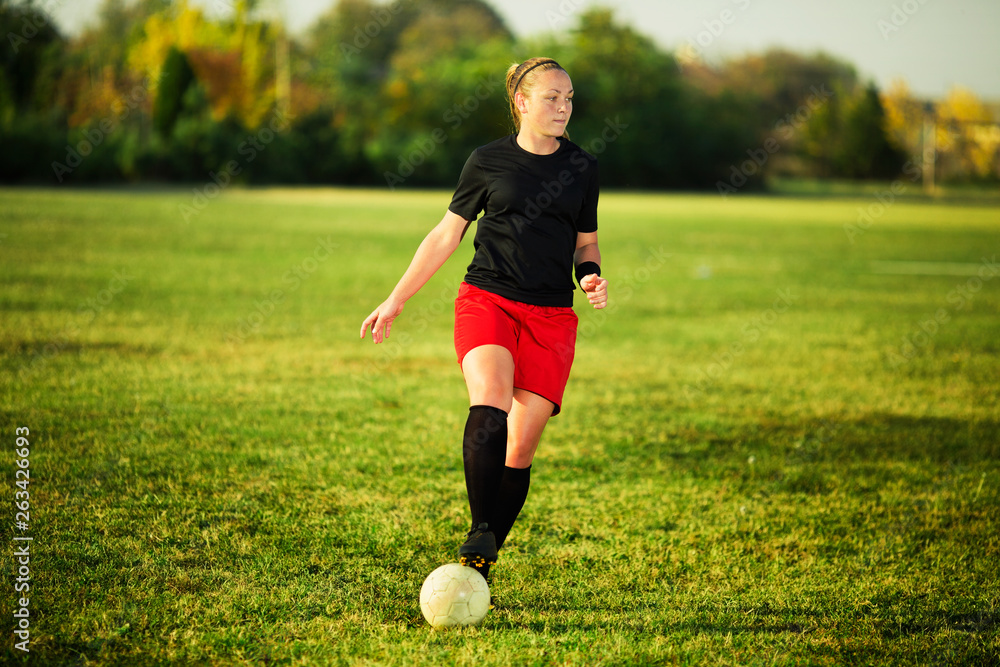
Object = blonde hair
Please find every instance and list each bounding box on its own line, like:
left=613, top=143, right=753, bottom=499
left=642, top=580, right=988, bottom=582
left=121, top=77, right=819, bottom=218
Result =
left=505, top=57, right=569, bottom=138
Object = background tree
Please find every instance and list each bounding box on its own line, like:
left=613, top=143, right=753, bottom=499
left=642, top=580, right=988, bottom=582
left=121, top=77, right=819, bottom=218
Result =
left=53, top=0, right=154, bottom=128
left=835, top=83, right=907, bottom=179
left=0, top=0, right=985, bottom=187
left=797, top=81, right=908, bottom=181
left=372, top=1, right=514, bottom=185
left=0, top=0, right=67, bottom=181
left=152, top=45, right=196, bottom=137
left=881, top=78, right=925, bottom=161
left=126, top=0, right=276, bottom=125
left=302, top=0, right=415, bottom=183
left=935, top=87, right=1000, bottom=181
left=0, top=0, right=65, bottom=117
left=710, top=49, right=860, bottom=181
left=714, top=49, right=856, bottom=137
left=572, top=8, right=764, bottom=188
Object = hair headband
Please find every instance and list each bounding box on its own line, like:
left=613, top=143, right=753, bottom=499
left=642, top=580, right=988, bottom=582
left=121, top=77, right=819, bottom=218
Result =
left=514, top=60, right=561, bottom=93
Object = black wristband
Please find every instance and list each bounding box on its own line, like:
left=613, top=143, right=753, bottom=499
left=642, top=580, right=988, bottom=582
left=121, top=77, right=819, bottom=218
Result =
left=575, top=261, right=601, bottom=285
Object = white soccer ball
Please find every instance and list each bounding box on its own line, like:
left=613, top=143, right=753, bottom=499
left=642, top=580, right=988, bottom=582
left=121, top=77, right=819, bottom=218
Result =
left=419, top=563, right=490, bottom=628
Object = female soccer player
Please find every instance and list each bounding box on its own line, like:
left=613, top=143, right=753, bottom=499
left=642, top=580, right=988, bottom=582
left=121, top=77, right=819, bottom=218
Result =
left=360, top=57, right=608, bottom=581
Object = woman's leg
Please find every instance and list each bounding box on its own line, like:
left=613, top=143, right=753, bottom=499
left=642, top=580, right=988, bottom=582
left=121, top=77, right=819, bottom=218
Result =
left=460, top=344, right=515, bottom=530
left=461, top=344, right=514, bottom=412
left=458, top=349, right=557, bottom=567
left=491, top=388, right=553, bottom=550
left=506, top=388, right=554, bottom=468
left=458, top=345, right=515, bottom=570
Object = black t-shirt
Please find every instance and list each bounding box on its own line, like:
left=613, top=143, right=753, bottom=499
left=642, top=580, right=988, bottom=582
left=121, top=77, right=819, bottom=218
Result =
left=448, top=135, right=599, bottom=307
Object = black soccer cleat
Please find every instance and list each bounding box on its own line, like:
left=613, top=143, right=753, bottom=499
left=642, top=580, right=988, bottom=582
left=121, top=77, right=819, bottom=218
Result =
left=458, top=522, right=498, bottom=570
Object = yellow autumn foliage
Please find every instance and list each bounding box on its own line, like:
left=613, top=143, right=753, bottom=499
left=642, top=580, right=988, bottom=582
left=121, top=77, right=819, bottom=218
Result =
left=881, top=79, right=924, bottom=155
left=126, top=0, right=278, bottom=128
left=881, top=80, right=999, bottom=179
left=935, top=87, right=1000, bottom=178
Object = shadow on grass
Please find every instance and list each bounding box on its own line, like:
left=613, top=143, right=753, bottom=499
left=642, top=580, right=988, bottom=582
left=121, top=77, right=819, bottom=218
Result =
left=499, top=603, right=997, bottom=640
left=829, top=413, right=1000, bottom=466
left=636, top=412, right=1000, bottom=470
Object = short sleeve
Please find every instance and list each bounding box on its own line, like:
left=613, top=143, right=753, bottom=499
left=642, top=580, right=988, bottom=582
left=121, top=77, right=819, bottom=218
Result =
left=575, top=157, right=599, bottom=233
left=448, top=150, right=488, bottom=222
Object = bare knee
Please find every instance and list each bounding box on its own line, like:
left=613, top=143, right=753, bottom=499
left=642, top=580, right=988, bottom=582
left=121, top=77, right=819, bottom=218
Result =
left=466, top=378, right=513, bottom=412
left=462, top=345, right=514, bottom=411
left=505, top=444, right=536, bottom=469
left=505, top=390, right=553, bottom=467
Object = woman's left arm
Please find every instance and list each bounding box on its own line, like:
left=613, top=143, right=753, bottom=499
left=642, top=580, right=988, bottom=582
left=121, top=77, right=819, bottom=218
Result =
left=574, top=231, right=608, bottom=310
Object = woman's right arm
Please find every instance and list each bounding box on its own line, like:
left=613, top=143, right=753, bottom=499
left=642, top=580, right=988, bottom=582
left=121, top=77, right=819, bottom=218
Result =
left=360, top=210, right=472, bottom=344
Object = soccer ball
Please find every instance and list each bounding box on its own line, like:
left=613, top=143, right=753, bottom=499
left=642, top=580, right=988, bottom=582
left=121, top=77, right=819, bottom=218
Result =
left=419, top=563, right=490, bottom=628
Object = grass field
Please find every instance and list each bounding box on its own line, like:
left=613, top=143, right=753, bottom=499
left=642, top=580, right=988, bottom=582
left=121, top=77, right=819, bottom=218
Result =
left=2, top=186, right=999, bottom=665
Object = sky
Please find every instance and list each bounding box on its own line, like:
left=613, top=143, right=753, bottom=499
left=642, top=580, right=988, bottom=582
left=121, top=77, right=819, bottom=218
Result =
left=47, top=0, right=1000, bottom=100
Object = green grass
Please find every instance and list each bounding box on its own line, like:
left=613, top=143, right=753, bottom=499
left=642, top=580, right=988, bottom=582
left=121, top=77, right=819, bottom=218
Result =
left=1, top=186, right=999, bottom=665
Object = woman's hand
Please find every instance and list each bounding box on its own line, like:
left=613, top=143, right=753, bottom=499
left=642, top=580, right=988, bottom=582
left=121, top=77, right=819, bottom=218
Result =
left=359, top=211, right=470, bottom=346
left=579, top=274, right=608, bottom=309
left=360, top=298, right=404, bottom=344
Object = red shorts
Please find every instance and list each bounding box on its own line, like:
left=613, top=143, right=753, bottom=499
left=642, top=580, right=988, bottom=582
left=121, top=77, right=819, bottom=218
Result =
left=454, top=282, right=578, bottom=415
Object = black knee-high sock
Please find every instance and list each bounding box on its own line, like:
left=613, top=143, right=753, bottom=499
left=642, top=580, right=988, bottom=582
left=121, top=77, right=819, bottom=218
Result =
left=463, top=405, right=508, bottom=530
left=492, top=465, right=531, bottom=550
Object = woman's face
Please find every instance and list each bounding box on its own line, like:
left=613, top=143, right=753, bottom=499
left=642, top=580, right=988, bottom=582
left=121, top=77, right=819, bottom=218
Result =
left=518, top=69, right=573, bottom=137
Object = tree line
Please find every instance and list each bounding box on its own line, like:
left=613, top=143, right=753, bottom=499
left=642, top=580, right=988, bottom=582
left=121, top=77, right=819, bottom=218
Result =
left=1, top=0, right=996, bottom=189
